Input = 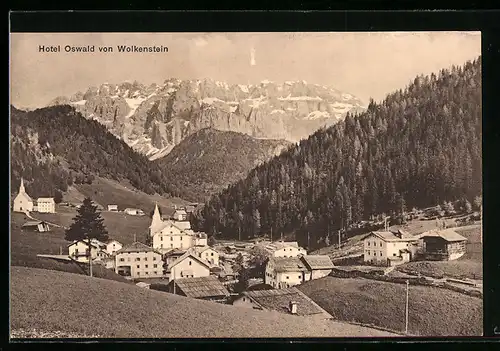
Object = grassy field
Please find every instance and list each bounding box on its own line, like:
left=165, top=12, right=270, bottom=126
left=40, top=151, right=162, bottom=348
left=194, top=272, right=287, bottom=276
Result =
left=69, top=176, right=189, bottom=212
left=396, top=225, right=482, bottom=280
left=10, top=267, right=398, bottom=338
left=297, top=276, right=482, bottom=336
left=10, top=212, right=130, bottom=283
left=33, top=207, right=151, bottom=245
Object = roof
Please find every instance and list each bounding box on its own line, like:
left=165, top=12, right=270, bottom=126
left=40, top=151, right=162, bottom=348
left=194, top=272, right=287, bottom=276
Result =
left=124, top=208, right=143, bottom=211
left=301, top=255, right=334, bottom=270
left=22, top=221, right=47, bottom=227
left=107, top=204, right=118, bottom=207
left=135, top=282, right=151, bottom=288
left=16, top=191, right=32, bottom=202
left=189, top=246, right=216, bottom=255
left=116, top=242, right=162, bottom=255
left=363, top=231, right=418, bottom=242
left=106, top=240, right=122, bottom=245
left=171, top=275, right=229, bottom=298
left=37, top=197, right=54, bottom=202
left=269, top=257, right=308, bottom=273
left=174, top=209, right=187, bottom=215
left=164, top=248, right=187, bottom=257
left=420, top=229, right=468, bottom=242
left=67, top=240, right=101, bottom=249
left=240, top=287, right=331, bottom=318
left=167, top=252, right=211, bottom=270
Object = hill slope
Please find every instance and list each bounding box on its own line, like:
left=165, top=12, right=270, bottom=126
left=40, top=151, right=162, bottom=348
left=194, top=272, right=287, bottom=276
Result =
left=156, top=128, right=292, bottom=202
left=48, top=79, right=365, bottom=159
left=297, top=276, right=482, bottom=336
left=10, top=267, right=397, bottom=338
left=10, top=105, right=183, bottom=200
left=193, top=57, right=482, bottom=249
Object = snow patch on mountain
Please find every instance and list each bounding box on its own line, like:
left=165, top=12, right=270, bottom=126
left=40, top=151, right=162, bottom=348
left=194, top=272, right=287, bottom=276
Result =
left=305, top=111, right=331, bottom=120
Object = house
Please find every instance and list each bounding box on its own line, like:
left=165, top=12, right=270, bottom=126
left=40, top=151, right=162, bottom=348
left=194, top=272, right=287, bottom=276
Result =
left=163, top=248, right=188, bottom=266
left=419, top=229, right=468, bottom=261
left=115, top=242, right=163, bottom=279
left=194, top=232, right=208, bottom=246
left=189, top=246, right=220, bottom=266
left=300, top=255, right=334, bottom=280
left=105, top=240, right=123, bottom=255
left=166, top=275, right=230, bottom=302
left=232, top=287, right=332, bottom=321
left=264, top=257, right=309, bottom=289
left=152, top=222, right=195, bottom=252
left=107, top=205, right=118, bottom=212
left=135, top=281, right=151, bottom=289
left=362, top=230, right=419, bottom=267
left=12, top=178, right=34, bottom=213
left=166, top=252, right=211, bottom=280
left=172, top=208, right=188, bottom=221
left=262, top=241, right=308, bottom=258
left=68, top=239, right=108, bottom=263
left=36, top=198, right=56, bottom=213
left=21, top=220, right=50, bottom=232
left=124, top=208, right=145, bottom=216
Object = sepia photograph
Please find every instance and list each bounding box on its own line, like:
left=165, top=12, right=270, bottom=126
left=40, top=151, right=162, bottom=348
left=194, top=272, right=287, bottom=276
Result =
left=9, top=31, right=482, bottom=339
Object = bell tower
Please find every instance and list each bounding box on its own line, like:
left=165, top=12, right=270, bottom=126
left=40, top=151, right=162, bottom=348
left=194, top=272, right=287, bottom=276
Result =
left=149, top=202, right=163, bottom=236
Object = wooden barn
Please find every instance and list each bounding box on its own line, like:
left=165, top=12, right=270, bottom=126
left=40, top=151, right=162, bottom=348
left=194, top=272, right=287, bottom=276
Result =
left=21, top=221, right=50, bottom=233
left=419, top=229, right=468, bottom=261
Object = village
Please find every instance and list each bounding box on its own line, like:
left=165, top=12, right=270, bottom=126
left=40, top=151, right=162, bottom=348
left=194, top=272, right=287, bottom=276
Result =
left=11, top=177, right=483, bottom=323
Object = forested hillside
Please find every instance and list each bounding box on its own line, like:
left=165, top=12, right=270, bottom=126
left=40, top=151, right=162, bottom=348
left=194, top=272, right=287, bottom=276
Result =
left=10, top=105, right=176, bottom=199
left=193, top=57, right=482, bottom=249
left=156, top=128, right=291, bottom=202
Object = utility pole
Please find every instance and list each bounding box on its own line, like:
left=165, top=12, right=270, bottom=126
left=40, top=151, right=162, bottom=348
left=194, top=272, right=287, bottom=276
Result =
left=405, top=280, right=409, bottom=335
left=338, top=229, right=341, bottom=249
left=59, top=246, right=62, bottom=255
left=173, top=266, right=176, bottom=294
left=87, top=237, right=93, bottom=278
left=307, top=231, right=310, bottom=250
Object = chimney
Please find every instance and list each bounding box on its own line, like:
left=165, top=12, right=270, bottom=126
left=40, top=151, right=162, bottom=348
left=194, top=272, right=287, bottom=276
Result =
left=289, top=301, right=298, bottom=315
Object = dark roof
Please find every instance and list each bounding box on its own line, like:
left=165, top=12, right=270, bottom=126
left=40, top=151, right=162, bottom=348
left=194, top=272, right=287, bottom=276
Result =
left=116, top=242, right=161, bottom=255
left=420, top=229, right=468, bottom=242
left=301, top=255, right=334, bottom=270
left=246, top=283, right=274, bottom=291
left=363, top=231, right=418, bottom=242
left=271, top=257, right=308, bottom=273
left=171, top=275, right=229, bottom=298
left=241, top=287, right=331, bottom=318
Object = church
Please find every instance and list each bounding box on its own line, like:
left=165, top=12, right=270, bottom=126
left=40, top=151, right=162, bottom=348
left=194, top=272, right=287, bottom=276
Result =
left=13, top=178, right=34, bottom=213
left=12, top=178, right=56, bottom=213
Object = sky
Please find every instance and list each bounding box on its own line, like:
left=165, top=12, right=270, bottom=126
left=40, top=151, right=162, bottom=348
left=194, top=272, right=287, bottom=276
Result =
left=10, top=32, right=481, bottom=108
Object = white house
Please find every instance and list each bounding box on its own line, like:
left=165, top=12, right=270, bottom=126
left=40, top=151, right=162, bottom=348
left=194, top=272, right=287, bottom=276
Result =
left=362, top=230, right=419, bottom=266
left=124, top=208, right=145, bottom=216
left=263, top=241, right=308, bottom=258
left=68, top=239, right=108, bottom=263
left=166, top=252, right=211, bottom=280
left=189, top=246, right=220, bottom=266
left=12, top=178, right=34, bottom=213
left=172, top=209, right=188, bottom=221
left=107, top=205, right=118, bottom=212
left=264, top=257, right=309, bottom=289
left=36, top=197, right=56, bottom=213
left=115, top=242, right=163, bottom=278
left=105, top=240, right=123, bottom=255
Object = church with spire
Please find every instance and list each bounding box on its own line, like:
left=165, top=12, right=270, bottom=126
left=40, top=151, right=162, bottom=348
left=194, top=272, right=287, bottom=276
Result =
left=13, top=178, right=34, bottom=213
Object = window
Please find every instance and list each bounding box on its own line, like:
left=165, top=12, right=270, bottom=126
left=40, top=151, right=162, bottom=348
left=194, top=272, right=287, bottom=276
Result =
left=211, top=253, right=214, bottom=256
left=161, top=237, right=163, bottom=241
left=286, top=276, right=289, bottom=279
left=136, top=258, right=140, bottom=261
left=180, top=236, right=183, bottom=241
left=243, top=297, right=246, bottom=302
left=171, top=237, right=173, bottom=241
left=367, top=251, right=370, bottom=255
left=154, top=264, right=157, bottom=268
left=289, top=248, right=292, bottom=251
left=393, top=253, right=396, bottom=256
left=127, top=258, right=131, bottom=262
left=380, top=252, right=382, bottom=257
left=154, top=271, right=157, bottom=275
left=145, top=265, right=148, bottom=268
left=380, top=242, right=382, bottom=247
left=298, top=275, right=301, bottom=279
left=284, top=249, right=286, bottom=251
left=161, top=244, right=163, bottom=248
left=144, top=257, right=148, bottom=261
left=367, top=242, right=370, bottom=246
left=189, top=261, right=192, bottom=266
left=137, top=265, right=140, bottom=268
left=171, top=244, right=173, bottom=248
left=137, top=272, right=140, bottom=276
left=120, top=258, right=125, bottom=262
left=145, top=272, right=149, bottom=275
left=153, top=257, right=156, bottom=261
left=75, top=249, right=79, bottom=254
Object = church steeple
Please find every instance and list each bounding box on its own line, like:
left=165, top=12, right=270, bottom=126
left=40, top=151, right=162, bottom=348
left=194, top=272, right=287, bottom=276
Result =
left=19, top=178, right=26, bottom=193
left=149, top=202, right=163, bottom=236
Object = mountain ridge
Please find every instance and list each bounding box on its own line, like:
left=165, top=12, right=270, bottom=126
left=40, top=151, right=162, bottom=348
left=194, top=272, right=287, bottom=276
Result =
left=48, top=78, right=366, bottom=159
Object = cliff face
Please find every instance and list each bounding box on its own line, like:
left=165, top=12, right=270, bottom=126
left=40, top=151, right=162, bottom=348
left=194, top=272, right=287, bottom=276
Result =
left=49, top=79, right=366, bottom=160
